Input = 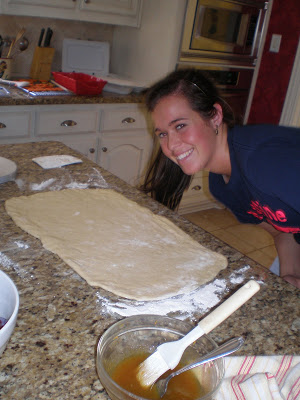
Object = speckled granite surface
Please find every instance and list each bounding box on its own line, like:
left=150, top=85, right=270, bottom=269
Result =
left=0, top=142, right=299, bottom=400
left=0, top=85, right=144, bottom=106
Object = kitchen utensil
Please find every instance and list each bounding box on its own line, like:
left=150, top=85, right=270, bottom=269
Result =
left=155, top=336, right=244, bottom=398
left=137, top=280, right=260, bottom=387
left=19, top=37, right=29, bottom=51
left=43, top=28, right=53, bottom=47
left=0, top=86, right=10, bottom=97
left=7, top=27, right=26, bottom=58
left=97, top=315, right=225, bottom=400
left=0, top=78, right=29, bottom=87
left=38, top=28, right=45, bottom=47
left=9, top=37, right=29, bottom=59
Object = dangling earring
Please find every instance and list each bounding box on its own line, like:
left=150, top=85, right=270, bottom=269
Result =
left=215, top=125, right=219, bottom=135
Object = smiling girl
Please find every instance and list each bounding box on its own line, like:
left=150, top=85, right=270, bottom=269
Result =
left=141, top=68, right=300, bottom=288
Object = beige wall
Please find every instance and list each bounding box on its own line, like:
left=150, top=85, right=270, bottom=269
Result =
left=0, top=15, right=114, bottom=78
left=111, top=0, right=187, bottom=85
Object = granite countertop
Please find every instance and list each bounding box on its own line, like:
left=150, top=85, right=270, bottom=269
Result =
left=0, top=142, right=299, bottom=400
left=0, top=84, right=144, bottom=106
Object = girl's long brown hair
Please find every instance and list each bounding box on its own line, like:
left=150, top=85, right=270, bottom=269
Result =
left=140, top=68, right=235, bottom=211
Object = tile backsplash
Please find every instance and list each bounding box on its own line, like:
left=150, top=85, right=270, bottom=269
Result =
left=0, top=15, right=114, bottom=78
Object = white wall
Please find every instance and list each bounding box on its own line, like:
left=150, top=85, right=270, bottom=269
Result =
left=111, top=0, right=187, bottom=85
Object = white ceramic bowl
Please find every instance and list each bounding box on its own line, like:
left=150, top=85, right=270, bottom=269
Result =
left=0, top=269, right=19, bottom=356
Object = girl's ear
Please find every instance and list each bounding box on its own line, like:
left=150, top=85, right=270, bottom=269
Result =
left=212, top=103, right=224, bottom=126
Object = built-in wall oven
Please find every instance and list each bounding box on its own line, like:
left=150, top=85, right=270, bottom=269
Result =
left=180, top=0, right=269, bottom=66
left=177, top=0, right=270, bottom=123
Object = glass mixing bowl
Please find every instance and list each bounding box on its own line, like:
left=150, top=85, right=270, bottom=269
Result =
left=96, top=314, right=224, bottom=400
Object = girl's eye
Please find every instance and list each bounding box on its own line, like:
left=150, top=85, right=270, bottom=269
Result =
left=176, top=123, right=185, bottom=130
left=158, top=132, right=167, bottom=139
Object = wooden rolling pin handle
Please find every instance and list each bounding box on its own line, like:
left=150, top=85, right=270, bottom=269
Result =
left=198, top=280, right=260, bottom=334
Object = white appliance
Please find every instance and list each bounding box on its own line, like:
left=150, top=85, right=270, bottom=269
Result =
left=62, top=39, right=145, bottom=94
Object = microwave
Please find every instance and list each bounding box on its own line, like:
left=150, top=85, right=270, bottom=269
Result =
left=180, top=0, right=269, bottom=66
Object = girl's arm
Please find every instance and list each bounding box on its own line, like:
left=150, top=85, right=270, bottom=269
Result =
left=260, top=222, right=300, bottom=288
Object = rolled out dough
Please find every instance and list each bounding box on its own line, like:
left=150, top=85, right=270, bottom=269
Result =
left=5, top=189, right=227, bottom=301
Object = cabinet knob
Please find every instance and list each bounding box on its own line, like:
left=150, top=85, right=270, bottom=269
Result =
left=0, top=122, right=7, bottom=129
left=61, top=120, right=77, bottom=127
left=122, top=117, right=136, bottom=124
left=89, top=148, right=95, bottom=154
left=102, top=147, right=108, bottom=152
left=192, top=185, right=202, bottom=191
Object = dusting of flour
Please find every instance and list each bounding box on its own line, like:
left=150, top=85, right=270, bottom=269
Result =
left=97, top=265, right=258, bottom=320
left=15, top=167, right=108, bottom=192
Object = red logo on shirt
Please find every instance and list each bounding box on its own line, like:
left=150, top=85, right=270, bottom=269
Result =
left=247, top=200, right=300, bottom=233
left=248, top=200, right=287, bottom=222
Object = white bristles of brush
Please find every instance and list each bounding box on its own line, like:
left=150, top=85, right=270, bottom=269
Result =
left=137, top=280, right=260, bottom=387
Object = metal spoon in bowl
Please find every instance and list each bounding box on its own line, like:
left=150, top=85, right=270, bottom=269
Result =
left=154, top=336, right=244, bottom=398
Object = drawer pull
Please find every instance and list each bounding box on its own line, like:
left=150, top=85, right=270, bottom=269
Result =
left=192, top=185, right=202, bottom=191
left=61, top=120, right=77, bottom=127
left=89, top=148, right=95, bottom=154
left=0, top=122, right=7, bottom=129
left=122, top=117, right=136, bottom=124
left=102, top=147, right=108, bottom=152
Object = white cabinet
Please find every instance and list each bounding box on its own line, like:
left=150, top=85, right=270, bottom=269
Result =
left=0, top=0, right=143, bottom=27
left=178, top=171, right=223, bottom=214
left=32, top=104, right=99, bottom=163
left=79, top=0, right=141, bottom=17
left=0, top=107, right=33, bottom=139
left=0, top=103, right=152, bottom=184
left=59, top=136, right=98, bottom=162
left=35, top=106, right=99, bottom=136
left=99, top=135, right=151, bottom=186
left=5, top=0, right=75, bottom=9
left=98, top=105, right=153, bottom=185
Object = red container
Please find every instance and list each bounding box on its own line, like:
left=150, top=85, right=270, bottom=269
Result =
left=52, top=72, right=107, bottom=96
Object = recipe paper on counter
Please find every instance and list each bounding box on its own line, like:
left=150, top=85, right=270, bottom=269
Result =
left=5, top=188, right=228, bottom=301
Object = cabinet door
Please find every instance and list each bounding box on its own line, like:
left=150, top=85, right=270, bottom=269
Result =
left=178, top=172, right=223, bottom=214
left=0, top=111, right=31, bottom=139
left=78, top=0, right=142, bottom=26
left=79, top=0, right=140, bottom=16
left=99, top=134, right=151, bottom=186
left=1, top=0, right=142, bottom=26
left=35, top=109, right=98, bottom=136
left=6, top=0, right=75, bottom=9
left=56, top=136, right=98, bottom=163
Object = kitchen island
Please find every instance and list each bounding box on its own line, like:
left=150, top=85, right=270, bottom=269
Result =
left=0, top=141, right=299, bottom=400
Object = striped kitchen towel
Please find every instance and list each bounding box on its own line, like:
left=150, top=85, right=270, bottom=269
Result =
left=216, top=356, right=300, bottom=400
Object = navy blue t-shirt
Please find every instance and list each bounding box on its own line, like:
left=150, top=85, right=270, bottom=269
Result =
left=209, top=124, right=300, bottom=235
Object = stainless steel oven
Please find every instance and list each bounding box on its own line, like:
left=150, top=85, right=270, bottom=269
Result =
left=180, top=0, right=269, bottom=66
left=177, top=63, right=254, bottom=124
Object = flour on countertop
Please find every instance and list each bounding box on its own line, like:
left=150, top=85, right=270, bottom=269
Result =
left=31, top=178, right=56, bottom=191
left=14, top=240, right=30, bottom=249
left=15, top=167, right=108, bottom=192
left=97, top=265, right=258, bottom=319
left=0, top=251, right=29, bottom=280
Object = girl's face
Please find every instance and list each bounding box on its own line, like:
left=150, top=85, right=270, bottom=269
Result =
left=152, top=94, right=222, bottom=175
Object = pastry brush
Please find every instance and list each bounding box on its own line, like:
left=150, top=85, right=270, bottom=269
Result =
left=137, top=280, right=260, bottom=388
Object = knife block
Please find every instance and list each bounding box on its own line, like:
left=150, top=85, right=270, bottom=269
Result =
left=30, top=47, right=55, bottom=81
